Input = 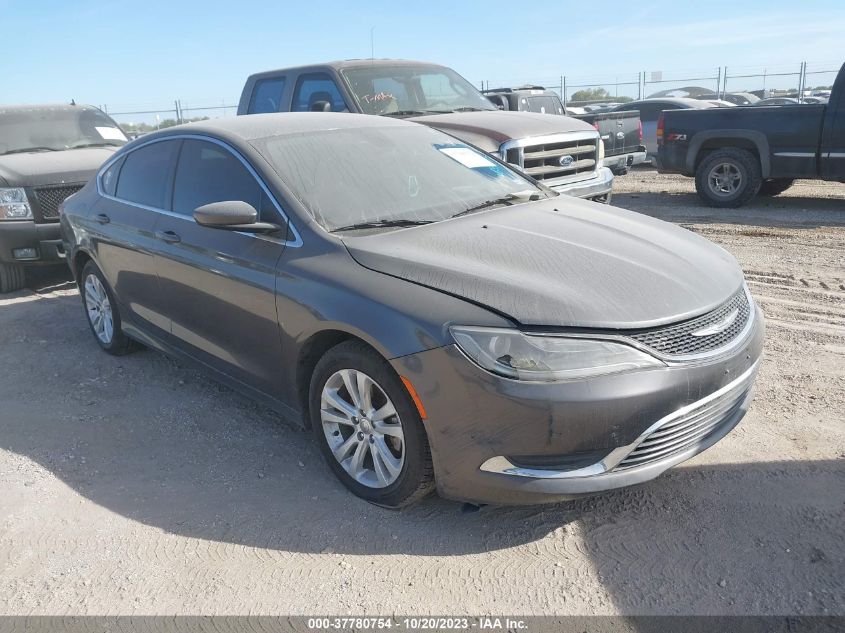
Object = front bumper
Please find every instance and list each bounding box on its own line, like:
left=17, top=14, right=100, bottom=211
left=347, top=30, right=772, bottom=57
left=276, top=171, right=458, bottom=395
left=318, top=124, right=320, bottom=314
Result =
left=548, top=167, right=614, bottom=203
left=0, top=221, right=65, bottom=265
left=391, top=306, right=764, bottom=505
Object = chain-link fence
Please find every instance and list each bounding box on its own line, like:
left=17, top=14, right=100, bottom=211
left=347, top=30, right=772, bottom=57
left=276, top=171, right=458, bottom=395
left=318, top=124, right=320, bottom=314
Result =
left=479, top=60, right=841, bottom=106
left=98, top=59, right=841, bottom=130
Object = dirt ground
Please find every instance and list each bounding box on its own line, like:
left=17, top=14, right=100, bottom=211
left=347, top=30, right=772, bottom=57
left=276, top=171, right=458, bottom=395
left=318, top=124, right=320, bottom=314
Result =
left=0, top=171, right=842, bottom=616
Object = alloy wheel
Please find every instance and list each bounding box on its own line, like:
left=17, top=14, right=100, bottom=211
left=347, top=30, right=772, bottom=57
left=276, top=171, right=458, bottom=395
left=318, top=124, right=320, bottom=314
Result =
left=84, top=273, right=114, bottom=344
left=708, top=162, right=743, bottom=197
left=320, top=368, right=405, bottom=488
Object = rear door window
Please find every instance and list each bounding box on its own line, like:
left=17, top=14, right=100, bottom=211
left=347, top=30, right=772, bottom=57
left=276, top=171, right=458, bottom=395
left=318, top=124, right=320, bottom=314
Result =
left=249, top=77, right=287, bottom=114
left=291, top=73, right=348, bottom=112
left=115, top=140, right=180, bottom=208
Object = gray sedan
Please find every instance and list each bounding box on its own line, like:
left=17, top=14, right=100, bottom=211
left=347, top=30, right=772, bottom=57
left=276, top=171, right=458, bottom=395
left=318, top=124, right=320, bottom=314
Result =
left=61, top=113, right=764, bottom=506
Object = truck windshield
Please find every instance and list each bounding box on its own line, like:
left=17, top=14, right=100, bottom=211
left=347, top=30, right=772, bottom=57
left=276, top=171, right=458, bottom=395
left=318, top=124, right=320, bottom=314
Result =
left=254, top=125, right=550, bottom=232
left=340, top=66, right=497, bottom=116
left=0, top=107, right=127, bottom=156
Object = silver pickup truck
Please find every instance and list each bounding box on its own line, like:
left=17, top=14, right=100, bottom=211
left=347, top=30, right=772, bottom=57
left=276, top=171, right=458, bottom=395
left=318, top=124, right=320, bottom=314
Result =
left=237, top=59, right=614, bottom=203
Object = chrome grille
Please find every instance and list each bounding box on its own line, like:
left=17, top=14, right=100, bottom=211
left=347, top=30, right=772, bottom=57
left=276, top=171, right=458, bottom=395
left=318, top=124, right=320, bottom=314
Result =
left=614, top=364, right=757, bottom=471
left=627, top=288, right=752, bottom=358
left=502, top=132, right=600, bottom=184
left=34, top=184, right=83, bottom=221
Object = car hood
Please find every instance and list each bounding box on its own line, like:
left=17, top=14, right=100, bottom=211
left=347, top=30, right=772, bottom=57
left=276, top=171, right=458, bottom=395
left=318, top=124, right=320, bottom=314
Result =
left=409, top=110, right=596, bottom=153
left=0, top=147, right=117, bottom=187
left=342, top=197, right=744, bottom=330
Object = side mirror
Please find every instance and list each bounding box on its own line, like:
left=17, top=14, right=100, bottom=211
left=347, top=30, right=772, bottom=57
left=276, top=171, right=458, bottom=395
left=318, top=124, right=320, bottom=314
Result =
left=193, top=201, right=281, bottom=234
left=310, top=100, right=332, bottom=112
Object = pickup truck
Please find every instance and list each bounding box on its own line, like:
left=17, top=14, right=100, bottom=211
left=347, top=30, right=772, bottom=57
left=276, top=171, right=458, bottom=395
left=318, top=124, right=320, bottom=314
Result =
left=0, top=104, right=126, bottom=292
left=657, top=62, right=844, bottom=207
left=237, top=60, right=613, bottom=203
left=482, top=85, right=647, bottom=175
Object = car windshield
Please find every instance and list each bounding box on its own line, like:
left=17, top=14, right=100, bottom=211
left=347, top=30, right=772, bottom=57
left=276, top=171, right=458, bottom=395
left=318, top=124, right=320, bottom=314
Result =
left=253, top=125, right=551, bottom=232
left=340, top=66, right=497, bottom=116
left=0, top=106, right=127, bottom=155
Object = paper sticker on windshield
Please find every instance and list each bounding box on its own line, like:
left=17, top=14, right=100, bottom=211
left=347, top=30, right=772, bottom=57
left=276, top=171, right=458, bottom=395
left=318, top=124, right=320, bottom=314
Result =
left=438, top=146, right=496, bottom=169
left=95, top=126, right=127, bottom=141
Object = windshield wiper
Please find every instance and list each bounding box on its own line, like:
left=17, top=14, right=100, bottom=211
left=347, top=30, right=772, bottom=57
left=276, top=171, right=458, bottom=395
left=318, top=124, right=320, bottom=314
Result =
left=1, top=146, right=60, bottom=155
left=450, top=106, right=491, bottom=112
left=70, top=142, right=122, bottom=149
left=330, top=218, right=434, bottom=232
left=382, top=110, right=431, bottom=117
left=450, top=190, right=542, bottom=219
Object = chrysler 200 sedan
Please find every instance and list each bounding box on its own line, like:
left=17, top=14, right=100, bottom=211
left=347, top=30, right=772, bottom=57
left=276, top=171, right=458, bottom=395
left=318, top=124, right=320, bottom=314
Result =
left=61, top=113, right=764, bottom=507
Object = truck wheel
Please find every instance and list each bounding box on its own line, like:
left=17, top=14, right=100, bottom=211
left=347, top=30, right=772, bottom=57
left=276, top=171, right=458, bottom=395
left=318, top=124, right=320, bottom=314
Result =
left=0, top=262, right=26, bottom=293
left=695, top=148, right=762, bottom=208
left=759, top=178, right=795, bottom=197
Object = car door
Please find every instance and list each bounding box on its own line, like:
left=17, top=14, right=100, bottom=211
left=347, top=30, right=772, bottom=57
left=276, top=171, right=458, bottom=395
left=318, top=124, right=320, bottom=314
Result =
left=152, top=137, right=288, bottom=397
left=94, top=140, right=180, bottom=337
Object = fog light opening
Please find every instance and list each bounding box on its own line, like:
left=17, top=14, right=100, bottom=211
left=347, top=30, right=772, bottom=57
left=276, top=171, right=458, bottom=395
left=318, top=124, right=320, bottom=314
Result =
left=12, top=247, right=38, bottom=260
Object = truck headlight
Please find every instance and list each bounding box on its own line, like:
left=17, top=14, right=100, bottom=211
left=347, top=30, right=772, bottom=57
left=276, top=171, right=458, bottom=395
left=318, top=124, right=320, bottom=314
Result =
left=0, top=188, right=33, bottom=220
left=450, top=326, right=664, bottom=382
left=598, top=136, right=605, bottom=163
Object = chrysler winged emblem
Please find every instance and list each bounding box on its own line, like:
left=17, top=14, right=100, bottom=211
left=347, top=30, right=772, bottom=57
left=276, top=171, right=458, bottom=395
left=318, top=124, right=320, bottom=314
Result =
left=691, top=309, right=739, bottom=337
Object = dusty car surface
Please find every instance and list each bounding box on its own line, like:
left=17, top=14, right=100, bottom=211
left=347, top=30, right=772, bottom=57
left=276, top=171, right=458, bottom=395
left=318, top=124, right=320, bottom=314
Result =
left=61, top=113, right=764, bottom=506
left=0, top=104, right=126, bottom=292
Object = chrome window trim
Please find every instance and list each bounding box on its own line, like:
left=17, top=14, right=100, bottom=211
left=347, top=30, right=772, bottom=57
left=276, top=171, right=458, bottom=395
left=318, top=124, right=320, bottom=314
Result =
left=95, top=133, right=303, bottom=247
left=480, top=359, right=759, bottom=479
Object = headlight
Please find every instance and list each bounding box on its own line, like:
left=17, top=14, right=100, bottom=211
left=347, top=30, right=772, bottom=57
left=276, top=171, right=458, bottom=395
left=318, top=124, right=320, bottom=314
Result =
left=0, top=188, right=33, bottom=220
left=450, top=326, right=664, bottom=382
left=598, top=136, right=605, bottom=163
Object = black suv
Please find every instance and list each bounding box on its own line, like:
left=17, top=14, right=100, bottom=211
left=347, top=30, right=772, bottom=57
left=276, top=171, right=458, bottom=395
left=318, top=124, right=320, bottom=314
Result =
left=0, top=104, right=126, bottom=292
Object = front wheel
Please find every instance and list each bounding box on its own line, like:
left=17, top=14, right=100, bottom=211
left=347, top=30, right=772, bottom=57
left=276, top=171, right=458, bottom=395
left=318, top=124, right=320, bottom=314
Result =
left=0, top=262, right=26, bottom=293
left=695, top=148, right=762, bottom=208
left=80, top=261, right=137, bottom=355
left=309, top=340, right=434, bottom=507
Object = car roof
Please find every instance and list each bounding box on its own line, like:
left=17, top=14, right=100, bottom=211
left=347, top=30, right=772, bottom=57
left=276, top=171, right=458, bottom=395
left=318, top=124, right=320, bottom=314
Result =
left=618, top=97, right=711, bottom=108
left=248, top=58, right=448, bottom=78
left=140, top=112, right=418, bottom=143
left=0, top=103, right=101, bottom=114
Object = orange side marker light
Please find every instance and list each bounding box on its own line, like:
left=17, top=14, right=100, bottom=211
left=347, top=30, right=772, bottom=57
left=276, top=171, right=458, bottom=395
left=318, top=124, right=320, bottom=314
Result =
left=400, top=376, right=428, bottom=420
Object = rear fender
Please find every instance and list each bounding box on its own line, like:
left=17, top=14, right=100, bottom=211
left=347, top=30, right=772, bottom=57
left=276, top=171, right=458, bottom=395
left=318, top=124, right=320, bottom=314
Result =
left=687, top=130, right=771, bottom=177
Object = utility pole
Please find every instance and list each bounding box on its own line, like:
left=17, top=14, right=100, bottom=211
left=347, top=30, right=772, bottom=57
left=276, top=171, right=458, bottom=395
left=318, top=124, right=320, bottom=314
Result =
left=370, top=27, right=375, bottom=60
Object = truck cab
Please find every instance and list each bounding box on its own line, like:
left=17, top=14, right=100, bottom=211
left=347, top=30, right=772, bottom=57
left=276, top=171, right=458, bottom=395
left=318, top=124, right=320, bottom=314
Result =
left=237, top=60, right=614, bottom=203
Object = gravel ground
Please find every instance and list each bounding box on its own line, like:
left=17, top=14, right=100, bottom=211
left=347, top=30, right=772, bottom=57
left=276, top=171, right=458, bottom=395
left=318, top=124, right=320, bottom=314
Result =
left=0, top=171, right=842, bottom=616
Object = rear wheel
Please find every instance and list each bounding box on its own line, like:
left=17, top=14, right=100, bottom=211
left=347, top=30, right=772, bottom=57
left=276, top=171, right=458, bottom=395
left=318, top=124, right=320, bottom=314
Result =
left=695, top=148, right=762, bottom=208
left=309, top=340, right=434, bottom=507
left=759, top=178, right=795, bottom=197
left=80, top=261, right=137, bottom=355
left=0, top=262, right=26, bottom=293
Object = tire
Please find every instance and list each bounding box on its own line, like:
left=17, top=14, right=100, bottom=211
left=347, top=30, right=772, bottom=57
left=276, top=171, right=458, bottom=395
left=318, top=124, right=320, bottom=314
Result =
left=0, top=262, right=26, bottom=293
left=309, top=340, right=434, bottom=508
left=80, top=260, right=137, bottom=355
left=694, top=148, right=763, bottom=208
left=759, top=178, right=795, bottom=197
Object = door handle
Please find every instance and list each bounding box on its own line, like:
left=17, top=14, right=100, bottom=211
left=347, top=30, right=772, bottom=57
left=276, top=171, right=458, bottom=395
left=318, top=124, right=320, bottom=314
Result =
left=155, top=230, right=181, bottom=244
left=94, top=213, right=110, bottom=225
